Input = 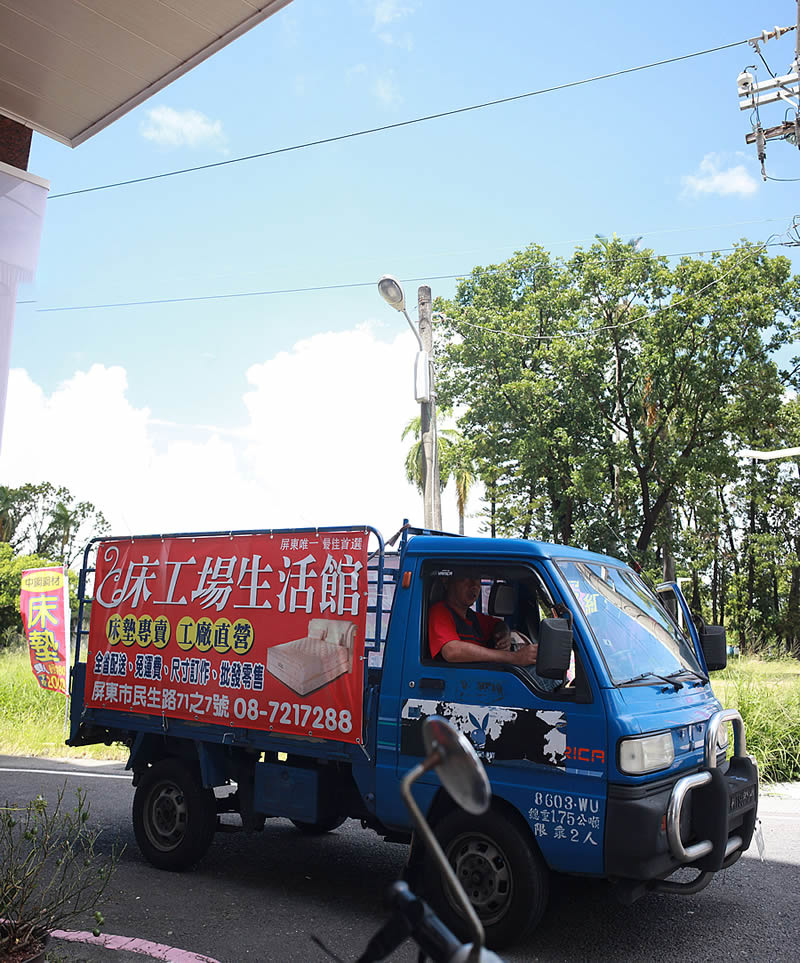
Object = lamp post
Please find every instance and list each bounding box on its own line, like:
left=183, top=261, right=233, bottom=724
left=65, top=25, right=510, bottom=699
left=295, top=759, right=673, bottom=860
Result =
left=378, top=275, right=441, bottom=530
left=737, top=446, right=800, bottom=460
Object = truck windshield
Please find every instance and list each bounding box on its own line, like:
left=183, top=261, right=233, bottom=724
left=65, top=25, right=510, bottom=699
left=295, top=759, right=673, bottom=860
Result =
left=555, top=559, right=704, bottom=685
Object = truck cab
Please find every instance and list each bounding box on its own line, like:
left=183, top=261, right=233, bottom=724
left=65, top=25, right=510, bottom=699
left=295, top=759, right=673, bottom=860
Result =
left=376, top=535, right=758, bottom=946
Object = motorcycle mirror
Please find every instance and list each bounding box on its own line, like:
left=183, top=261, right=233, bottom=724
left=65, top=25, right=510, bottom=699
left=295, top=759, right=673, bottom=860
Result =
left=422, top=716, right=491, bottom=816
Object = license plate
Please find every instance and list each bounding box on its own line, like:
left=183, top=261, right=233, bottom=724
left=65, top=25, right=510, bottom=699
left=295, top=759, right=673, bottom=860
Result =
left=729, top=784, right=756, bottom=812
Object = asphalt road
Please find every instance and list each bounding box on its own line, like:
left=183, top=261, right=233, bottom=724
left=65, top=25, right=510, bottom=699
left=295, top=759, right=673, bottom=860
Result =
left=1, top=756, right=798, bottom=963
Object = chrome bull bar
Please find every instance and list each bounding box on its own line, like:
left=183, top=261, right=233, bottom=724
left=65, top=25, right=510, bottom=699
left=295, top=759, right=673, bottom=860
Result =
left=665, top=709, right=748, bottom=864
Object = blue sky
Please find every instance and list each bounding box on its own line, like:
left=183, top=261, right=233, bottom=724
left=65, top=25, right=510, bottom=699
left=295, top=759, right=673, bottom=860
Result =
left=3, top=0, right=800, bottom=539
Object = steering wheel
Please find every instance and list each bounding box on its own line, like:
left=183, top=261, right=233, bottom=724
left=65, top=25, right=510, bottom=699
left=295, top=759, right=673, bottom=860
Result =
left=509, top=629, right=533, bottom=651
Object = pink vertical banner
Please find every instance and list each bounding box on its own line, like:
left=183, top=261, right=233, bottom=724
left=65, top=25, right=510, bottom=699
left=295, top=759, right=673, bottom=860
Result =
left=20, top=566, right=70, bottom=694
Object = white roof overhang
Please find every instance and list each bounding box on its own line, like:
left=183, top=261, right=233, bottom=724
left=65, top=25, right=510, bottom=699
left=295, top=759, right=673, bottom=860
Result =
left=0, top=0, right=293, bottom=147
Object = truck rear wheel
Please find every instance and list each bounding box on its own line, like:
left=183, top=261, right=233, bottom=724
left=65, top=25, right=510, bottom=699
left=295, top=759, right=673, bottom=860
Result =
left=133, top=759, right=217, bottom=871
left=425, top=807, right=549, bottom=950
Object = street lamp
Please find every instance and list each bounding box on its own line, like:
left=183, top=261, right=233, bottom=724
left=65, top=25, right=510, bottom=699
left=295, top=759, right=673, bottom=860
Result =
left=377, top=275, right=429, bottom=401
left=377, top=275, right=408, bottom=317
left=378, top=274, right=441, bottom=530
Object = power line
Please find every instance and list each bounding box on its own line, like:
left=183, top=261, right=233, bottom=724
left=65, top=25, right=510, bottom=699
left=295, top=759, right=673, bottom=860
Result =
left=31, top=275, right=460, bottom=312
left=19, top=242, right=784, bottom=314
left=14, top=205, right=789, bottom=316
left=16, top=214, right=783, bottom=310
left=545, top=217, right=785, bottom=250
left=48, top=38, right=751, bottom=201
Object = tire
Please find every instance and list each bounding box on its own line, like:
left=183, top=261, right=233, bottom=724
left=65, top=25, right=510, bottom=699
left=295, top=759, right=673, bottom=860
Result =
left=133, top=759, right=217, bottom=871
left=290, top=815, right=346, bottom=834
left=425, top=807, right=549, bottom=950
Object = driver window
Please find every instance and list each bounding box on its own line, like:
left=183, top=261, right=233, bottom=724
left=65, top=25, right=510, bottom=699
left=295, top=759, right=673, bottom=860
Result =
left=423, top=563, right=579, bottom=697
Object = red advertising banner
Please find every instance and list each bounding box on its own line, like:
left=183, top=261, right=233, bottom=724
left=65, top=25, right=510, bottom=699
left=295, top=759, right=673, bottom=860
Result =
left=85, top=531, right=369, bottom=744
left=20, top=566, right=70, bottom=695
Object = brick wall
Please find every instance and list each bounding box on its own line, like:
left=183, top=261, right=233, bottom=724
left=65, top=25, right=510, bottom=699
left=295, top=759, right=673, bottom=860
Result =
left=0, top=115, right=32, bottom=170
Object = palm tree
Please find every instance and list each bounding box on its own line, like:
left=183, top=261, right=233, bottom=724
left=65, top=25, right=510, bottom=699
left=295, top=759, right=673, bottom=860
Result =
left=48, top=500, right=79, bottom=565
left=440, top=441, right=475, bottom=536
left=401, top=415, right=426, bottom=495
left=402, top=415, right=475, bottom=534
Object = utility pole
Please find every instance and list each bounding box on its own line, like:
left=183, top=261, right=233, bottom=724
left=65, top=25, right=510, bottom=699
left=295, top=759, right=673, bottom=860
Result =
left=417, top=285, right=442, bottom=530
left=737, top=8, right=800, bottom=178
left=377, top=275, right=442, bottom=531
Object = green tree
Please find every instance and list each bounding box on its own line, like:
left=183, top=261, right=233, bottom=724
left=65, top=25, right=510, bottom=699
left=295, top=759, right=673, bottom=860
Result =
left=435, top=239, right=800, bottom=595
left=0, top=482, right=108, bottom=567
left=616, top=243, right=793, bottom=558
left=0, top=542, right=58, bottom=639
left=0, top=485, right=23, bottom=545
left=776, top=401, right=800, bottom=655
left=435, top=243, right=609, bottom=546
left=0, top=482, right=107, bottom=638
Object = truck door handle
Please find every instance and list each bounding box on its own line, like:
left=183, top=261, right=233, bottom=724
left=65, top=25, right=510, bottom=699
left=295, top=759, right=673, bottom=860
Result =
left=419, top=677, right=445, bottom=691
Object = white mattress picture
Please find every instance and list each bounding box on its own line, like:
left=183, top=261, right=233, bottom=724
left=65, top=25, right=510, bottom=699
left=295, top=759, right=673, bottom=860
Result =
left=266, top=618, right=356, bottom=696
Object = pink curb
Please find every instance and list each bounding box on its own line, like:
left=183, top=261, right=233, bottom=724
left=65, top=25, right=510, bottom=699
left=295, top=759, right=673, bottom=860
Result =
left=50, top=929, right=221, bottom=962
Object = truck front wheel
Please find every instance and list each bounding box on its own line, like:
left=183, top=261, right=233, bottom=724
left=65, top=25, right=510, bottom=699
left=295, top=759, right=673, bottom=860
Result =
left=426, top=807, right=549, bottom=950
left=133, top=759, right=217, bottom=871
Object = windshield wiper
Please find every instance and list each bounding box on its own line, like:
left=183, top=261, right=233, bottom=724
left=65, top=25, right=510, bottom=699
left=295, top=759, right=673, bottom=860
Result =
left=618, top=671, right=683, bottom=691
left=665, top=668, right=709, bottom=686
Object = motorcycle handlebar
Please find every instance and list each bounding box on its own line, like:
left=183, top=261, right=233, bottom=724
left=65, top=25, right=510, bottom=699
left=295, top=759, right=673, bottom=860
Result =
left=356, top=881, right=462, bottom=962
left=355, top=881, right=503, bottom=963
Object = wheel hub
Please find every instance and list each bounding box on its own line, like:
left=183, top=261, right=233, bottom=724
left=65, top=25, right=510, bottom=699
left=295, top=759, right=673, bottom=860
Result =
left=447, top=834, right=512, bottom=924
left=146, top=783, right=188, bottom=851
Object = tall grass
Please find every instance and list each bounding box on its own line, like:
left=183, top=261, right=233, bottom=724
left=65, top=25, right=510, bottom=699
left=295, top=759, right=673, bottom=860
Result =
left=714, top=658, right=800, bottom=783
left=0, top=646, right=124, bottom=760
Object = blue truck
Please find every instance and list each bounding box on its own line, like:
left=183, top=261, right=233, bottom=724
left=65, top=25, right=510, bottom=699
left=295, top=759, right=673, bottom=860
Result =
left=67, top=524, right=759, bottom=949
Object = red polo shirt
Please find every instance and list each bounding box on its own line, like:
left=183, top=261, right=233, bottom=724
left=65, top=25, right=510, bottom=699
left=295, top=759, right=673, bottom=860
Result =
left=428, top=601, right=500, bottom=658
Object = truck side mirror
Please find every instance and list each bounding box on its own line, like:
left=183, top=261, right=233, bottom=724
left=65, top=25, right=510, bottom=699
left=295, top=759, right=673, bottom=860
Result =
left=537, top=618, right=573, bottom=679
left=700, top=624, right=727, bottom=671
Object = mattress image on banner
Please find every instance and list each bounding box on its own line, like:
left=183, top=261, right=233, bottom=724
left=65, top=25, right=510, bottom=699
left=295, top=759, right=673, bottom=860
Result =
left=266, top=617, right=356, bottom=696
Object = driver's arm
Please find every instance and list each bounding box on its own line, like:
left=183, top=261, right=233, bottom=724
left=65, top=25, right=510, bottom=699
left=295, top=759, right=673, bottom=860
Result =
left=440, top=638, right=538, bottom=665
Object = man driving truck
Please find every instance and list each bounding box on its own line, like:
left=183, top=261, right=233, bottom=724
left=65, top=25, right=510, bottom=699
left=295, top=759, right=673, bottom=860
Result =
left=429, top=570, right=539, bottom=666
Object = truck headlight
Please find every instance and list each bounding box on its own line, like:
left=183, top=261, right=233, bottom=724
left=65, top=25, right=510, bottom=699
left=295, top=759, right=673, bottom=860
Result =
left=619, top=732, right=675, bottom=775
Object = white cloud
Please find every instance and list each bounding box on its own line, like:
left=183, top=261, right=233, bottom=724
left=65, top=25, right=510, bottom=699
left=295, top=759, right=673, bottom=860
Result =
left=681, top=153, right=759, bottom=198
left=377, top=29, right=413, bottom=50
left=372, top=1, right=416, bottom=28
left=374, top=72, right=402, bottom=106
left=240, top=324, right=420, bottom=529
left=347, top=64, right=403, bottom=106
left=140, top=106, right=227, bottom=151
left=347, top=63, right=368, bottom=81
left=369, top=1, right=415, bottom=47
left=0, top=326, right=481, bottom=547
